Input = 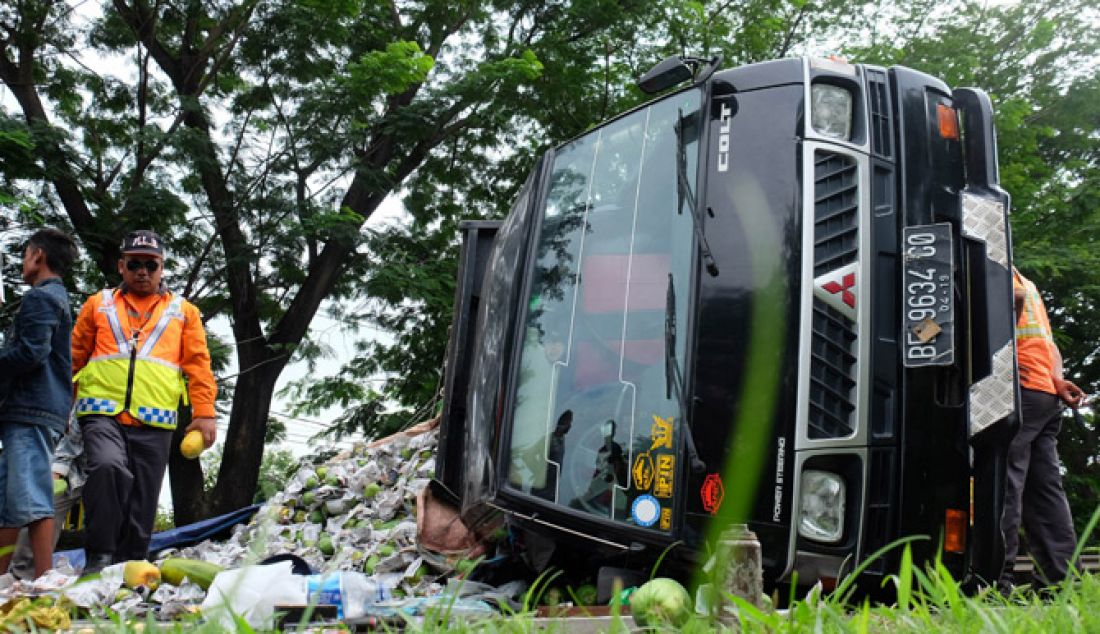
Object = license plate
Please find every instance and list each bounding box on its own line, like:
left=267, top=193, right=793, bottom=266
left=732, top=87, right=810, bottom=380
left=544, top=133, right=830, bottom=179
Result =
left=902, top=223, right=954, bottom=367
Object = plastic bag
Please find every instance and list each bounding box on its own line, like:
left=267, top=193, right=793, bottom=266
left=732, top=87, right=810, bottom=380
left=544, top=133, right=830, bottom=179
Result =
left=200, top=561, right=303, bottom=628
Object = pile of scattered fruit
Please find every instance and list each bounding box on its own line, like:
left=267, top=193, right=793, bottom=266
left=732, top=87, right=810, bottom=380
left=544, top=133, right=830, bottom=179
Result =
left=162, top=424, right=441, bottom=595
left=0, top=425, right=445, bottom=622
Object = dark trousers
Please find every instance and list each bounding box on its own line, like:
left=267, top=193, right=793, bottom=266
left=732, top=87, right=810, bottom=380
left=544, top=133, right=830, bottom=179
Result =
left=1001, top=389, right=1078, bottom=586
left=80, top=415, right=173, bottom=562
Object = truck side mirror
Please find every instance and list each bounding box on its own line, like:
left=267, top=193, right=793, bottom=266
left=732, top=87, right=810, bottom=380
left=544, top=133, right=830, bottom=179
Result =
left=637, top=56, right=694, bottom=94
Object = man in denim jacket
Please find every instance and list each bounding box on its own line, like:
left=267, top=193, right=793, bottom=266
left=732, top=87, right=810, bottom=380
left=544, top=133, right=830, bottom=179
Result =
left=0, top=228, right=78, bottom=578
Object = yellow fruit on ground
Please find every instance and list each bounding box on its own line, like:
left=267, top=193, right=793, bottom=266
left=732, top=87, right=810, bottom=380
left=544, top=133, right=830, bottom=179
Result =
left=180, top=429, right=205, bottom=459
left=159, top=558, right=224, bottom=590
left=123, top=560, right=161, bottom=589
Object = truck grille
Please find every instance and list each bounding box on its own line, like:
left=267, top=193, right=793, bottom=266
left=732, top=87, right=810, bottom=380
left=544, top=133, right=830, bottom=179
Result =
left=813, top=152, right=858, bottom=277
left=809, top=149, right=859, bottom=439
left=866, top=69, right=893, bottom=159
left=809, top=299, right=857, bottom=438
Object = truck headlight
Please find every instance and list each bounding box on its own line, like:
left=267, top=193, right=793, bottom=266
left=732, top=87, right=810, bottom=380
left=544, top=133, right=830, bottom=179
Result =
left=798, top=469, right=845, bottom=543
left=811, top=84, right=852, bottom=141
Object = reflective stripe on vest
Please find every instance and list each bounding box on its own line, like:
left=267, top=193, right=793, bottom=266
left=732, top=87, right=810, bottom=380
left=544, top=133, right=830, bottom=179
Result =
left=99, top=289, right=131, bottom=354
left=75, top=291, right=188, bottom=429
left=136, top=406, right=178, bottom=426
left=140, top=296, right=185, bottom=356
left=75, top=397, right=119, bottom=415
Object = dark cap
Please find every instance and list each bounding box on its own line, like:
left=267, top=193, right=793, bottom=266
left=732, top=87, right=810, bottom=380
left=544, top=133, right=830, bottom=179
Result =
left=121, top=230, right=164, bottom=257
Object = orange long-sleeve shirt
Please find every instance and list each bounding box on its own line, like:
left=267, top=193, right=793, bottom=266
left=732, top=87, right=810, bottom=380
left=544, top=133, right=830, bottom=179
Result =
left=72, top=288, right=217, bottom=420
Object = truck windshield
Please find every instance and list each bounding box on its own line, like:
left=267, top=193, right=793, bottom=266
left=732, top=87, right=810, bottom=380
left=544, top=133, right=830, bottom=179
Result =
left=506, top=89, right=701, bottom=531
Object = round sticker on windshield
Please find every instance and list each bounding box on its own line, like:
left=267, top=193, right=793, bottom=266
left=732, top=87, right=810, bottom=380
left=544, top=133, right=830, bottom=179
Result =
left=632, top=495, right=660, bottom=527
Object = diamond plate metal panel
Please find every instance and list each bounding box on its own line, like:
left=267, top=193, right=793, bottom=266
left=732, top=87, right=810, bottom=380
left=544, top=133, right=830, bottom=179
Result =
left=969, top=343, right=1015, bottom=436
left=961, top=193, right=1008, bottom=269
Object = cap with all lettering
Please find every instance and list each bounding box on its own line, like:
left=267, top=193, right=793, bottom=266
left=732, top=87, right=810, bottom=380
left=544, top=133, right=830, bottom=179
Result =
left=121, top=230, right=164, bottom=257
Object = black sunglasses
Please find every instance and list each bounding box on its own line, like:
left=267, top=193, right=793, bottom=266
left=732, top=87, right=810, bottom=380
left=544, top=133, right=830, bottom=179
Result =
left=125, top=259, right=160, bottom=272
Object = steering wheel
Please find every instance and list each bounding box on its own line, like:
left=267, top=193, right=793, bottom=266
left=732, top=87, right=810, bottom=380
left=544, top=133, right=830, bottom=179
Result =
left=557, top=382, right=633, bottom=516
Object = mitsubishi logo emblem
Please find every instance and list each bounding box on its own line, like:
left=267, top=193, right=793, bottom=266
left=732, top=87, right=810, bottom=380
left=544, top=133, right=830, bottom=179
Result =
left=814, top=262, right=859, bottom=320
left=823, top=273, right=856, bottom=308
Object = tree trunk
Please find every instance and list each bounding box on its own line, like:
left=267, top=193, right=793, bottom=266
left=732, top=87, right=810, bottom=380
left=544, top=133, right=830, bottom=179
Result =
left=220, top=361, right=284, bottom=515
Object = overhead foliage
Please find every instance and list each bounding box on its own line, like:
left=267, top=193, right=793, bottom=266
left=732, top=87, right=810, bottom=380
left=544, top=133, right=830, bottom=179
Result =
left=285, top=0, right=886, bottom=440
left=0, top=0, right=650, bottom=521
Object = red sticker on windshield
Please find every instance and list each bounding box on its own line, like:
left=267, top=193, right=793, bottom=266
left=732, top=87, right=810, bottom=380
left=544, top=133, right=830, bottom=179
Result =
left=701, top=473, right=724, bottom=515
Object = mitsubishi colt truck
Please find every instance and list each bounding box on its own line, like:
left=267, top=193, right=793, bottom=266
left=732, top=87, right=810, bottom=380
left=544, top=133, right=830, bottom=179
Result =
left=434, top=56, right=1019, bottom=593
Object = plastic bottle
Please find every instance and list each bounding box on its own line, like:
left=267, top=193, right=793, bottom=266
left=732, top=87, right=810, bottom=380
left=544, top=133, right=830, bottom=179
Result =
left=306, top=571, right=391, bottom=619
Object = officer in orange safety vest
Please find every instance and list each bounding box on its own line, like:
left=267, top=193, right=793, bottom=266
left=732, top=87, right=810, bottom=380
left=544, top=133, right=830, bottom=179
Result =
left=1000, top=267, right=1088, bottom=589
left=72, top=230, right=217, bottom=573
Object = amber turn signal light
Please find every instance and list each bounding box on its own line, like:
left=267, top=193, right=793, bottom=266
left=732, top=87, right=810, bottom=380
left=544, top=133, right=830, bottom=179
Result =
left=945, top=508, right=967, bottom=553
left=937, top=103, right=960, bottom=139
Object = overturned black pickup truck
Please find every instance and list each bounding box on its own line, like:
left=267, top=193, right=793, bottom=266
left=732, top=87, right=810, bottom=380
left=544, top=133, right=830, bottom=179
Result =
left=433, top=55, right=1019, bottom=594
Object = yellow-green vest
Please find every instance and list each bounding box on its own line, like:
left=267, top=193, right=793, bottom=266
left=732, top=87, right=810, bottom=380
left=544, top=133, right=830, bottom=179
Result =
left=74, top=290, right=189, bottom=429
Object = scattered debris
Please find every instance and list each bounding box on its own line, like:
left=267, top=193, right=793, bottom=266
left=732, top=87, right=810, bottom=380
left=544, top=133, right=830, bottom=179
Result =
left=0, top=419, right=518, bottom=625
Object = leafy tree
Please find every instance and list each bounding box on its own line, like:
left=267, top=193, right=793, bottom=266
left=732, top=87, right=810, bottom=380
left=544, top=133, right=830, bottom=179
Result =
left=289, top=0, right=883, bottom=440
left=0, top=0, right=662, bottom=521
left=0, top=119, right=35, bottom=205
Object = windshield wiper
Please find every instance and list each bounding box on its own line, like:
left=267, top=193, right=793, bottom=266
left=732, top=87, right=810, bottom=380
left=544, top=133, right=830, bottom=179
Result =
left=675, top=109, right=719, bottom=277
left=665, top=274, right=706, bottom=474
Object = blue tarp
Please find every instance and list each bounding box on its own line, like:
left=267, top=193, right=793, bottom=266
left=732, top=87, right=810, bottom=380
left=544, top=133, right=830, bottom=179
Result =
left=56, top=504, right=261, bottom=570
left=148, top=504, right=261, bottom=553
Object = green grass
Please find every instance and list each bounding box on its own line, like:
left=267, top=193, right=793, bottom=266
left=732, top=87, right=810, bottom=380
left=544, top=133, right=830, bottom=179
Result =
left=43, top=567, right=1100, bottom=632
left=377, top=568, right=1100, bottom=634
